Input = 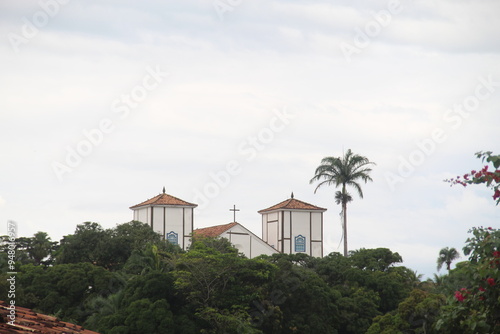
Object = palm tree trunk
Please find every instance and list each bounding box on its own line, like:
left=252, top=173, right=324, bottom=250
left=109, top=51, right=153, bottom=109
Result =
left=343, top=202, right=348, bottom=257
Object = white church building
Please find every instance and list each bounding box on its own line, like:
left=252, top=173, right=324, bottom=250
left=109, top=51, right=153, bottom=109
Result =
left=130, top=189, right=327, bottom=258
left=130, top=187, right=197, bottom=250
left=258, top=193, right=326, bottom=257
left=194, top=222, right=277, bottom=258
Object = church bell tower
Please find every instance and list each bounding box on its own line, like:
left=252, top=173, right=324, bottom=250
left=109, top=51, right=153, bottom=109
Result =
left=130, top=187, right=197, bottom=250
left=258, top=193, right=326, bottom=257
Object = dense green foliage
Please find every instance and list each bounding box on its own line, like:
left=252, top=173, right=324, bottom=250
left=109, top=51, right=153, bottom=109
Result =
left=0, top=231, right=57, bottom=266
left=1, top=221, right=419, bottom=334
left=433, top=227, right=500, bottom=333
left=55, top=221, right=166, bottom=270
left=1, top=222, right=499, bottom=333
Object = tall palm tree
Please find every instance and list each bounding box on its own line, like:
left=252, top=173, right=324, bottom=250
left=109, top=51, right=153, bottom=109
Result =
left=310, top=149, right=375, bottom=256
left=437, top=247, right=460, bottom=271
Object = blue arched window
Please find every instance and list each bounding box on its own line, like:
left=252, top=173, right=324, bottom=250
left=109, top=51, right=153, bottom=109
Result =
left=295, top=235, right=306, bottom=252
left=167, top=231, right=178, bottom=245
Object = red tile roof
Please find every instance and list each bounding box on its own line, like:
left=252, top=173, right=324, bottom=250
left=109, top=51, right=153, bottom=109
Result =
left=258, top=197, right=327, bottom=213
left=193, top=222, right=238, bottom=238
left=0, top=300, right=100, bottom=334
left=130, top=191, right=197, bottom=209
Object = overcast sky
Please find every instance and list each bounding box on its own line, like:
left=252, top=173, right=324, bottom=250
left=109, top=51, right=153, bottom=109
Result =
left=1, top=0, right=499, bottom=279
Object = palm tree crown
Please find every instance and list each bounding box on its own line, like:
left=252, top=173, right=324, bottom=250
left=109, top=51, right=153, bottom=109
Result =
left=437, top=247, right=460, bottom=271
left=29, top=231, right=54, bottom=265
left=310, top=149, right=375, bottom=256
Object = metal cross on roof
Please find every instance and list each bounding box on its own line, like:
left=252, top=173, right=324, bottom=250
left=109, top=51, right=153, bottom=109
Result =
left=229, top=204, right=240, bottom=222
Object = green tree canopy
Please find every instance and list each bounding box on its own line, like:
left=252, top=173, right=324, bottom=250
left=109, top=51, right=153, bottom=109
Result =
left=349, top=248, right=403, bottom=272
left=10, top=262, right=123, bottom=324
left=56, top=221, right=165, bottom=270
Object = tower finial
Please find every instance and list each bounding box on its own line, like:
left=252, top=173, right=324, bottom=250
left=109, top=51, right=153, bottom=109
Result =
left=162, top=186, right=165, bottom=194
left=291, top=192, right=294, bottom=199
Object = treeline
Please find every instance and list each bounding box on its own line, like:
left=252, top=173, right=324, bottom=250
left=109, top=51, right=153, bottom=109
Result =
left=1, top=222, right=499, bottom=333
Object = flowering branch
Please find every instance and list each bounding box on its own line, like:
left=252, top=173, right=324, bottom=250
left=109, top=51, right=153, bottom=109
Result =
left=446, top=151, right=500, bottom=205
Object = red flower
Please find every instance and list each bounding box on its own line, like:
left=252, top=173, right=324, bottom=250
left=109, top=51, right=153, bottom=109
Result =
left=479, top=286, right=486, bottom=292
left=455, top=291, right=465, bottom=302
left=487, top=278, right=496, bottom=286
left=493, top=251, right=500, bottom=258
left=493, top=189, right=500, bottom=200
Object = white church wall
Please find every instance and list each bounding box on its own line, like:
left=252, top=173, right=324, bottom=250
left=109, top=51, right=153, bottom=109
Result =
left=251, top=236, right=279, bottom=257
left=311, top=212, right=323, bottom=257
left=283, top=211, right=290, bottom=236
left=226, top=230, right=251, bottom=258
left=261, top=215, right=267, bottom=243
left=279, top=211, right=285, bottom=252
left=166, top=207, right=183, bottom=231
left=262, top=212, right=280, bottom=247
left=132, top=206, right=193, bottom=249
left=290, top=211, right=310, bottom=254
left=229, top=224, right=249, bottom=236
left=267, top=212, right=279, bottom=221
left=311, top=241, right=322, bottom=257
left=260, top=208, right=324, bottom=257
left=165, top=207, right=184, bottom=248
left=183, top=208, right=193, bottom=249
left=184, top=208, right=193, bottom=234
left=220, top=224, right=278, bottom=259
left=130, top=191, right=197, bottom=251
left=135, top=207, right=149, bottom=226
left=311, top=212, right=322, bottom=241
left=152, top=206, right=164, bottom=235
left=266, top=218, right=279, bottom=251
left=283, top=239, right=291, bottom=254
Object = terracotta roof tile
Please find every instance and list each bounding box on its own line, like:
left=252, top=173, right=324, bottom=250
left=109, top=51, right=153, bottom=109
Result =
left=258, top=197, right=326, bottom=213
left=0, top=300, right=100, bottom=333
left=130, top=192, right=197, bottom=209
left=193, top=222, right=238, bottom=238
